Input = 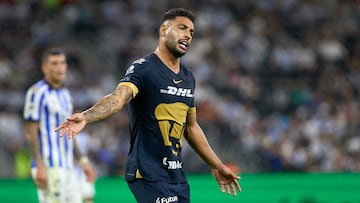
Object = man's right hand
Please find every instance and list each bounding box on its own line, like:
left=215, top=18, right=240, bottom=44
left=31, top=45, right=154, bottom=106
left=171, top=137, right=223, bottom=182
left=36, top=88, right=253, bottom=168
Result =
left=55, top=113, right=86, bottom=139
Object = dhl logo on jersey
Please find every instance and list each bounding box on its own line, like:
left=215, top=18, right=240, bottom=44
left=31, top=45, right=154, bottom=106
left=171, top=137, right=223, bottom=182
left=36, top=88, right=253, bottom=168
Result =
left=160, top=86, right=193, bottom=98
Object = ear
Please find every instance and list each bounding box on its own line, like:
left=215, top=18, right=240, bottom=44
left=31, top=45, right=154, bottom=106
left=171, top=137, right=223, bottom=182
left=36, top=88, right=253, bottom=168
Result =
left=41, top=63, right=46, bottom=74
left=159, top=23, right=167, bottom=37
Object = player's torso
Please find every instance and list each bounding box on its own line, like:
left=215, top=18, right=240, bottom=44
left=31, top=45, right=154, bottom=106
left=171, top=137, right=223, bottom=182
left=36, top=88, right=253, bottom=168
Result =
left=29, top=81, right=74, bottom=168
left=126, top=54, right=195, bottom=182
left=42, top=88, right=72, bottom=122
left=136, top=56, right=194, bottom=118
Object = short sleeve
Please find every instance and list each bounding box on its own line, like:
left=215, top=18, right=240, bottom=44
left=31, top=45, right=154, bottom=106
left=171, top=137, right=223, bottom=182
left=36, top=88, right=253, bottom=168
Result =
left=23, top=86, right=43, bottom=121
left=117, top=58, right=148, bottom=98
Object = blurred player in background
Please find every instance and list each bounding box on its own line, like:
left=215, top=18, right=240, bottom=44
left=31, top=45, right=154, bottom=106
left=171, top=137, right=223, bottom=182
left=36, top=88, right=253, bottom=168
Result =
left=75, top=131, right=96, bottom=203
left=56, top=8, right=240, bottom=202
left=23, top=47, right=96, bottom=203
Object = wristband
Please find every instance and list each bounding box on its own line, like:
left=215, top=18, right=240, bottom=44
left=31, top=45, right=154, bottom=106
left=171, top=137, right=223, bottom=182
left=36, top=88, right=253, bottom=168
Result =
left=79, top=156, right=90, bottom=165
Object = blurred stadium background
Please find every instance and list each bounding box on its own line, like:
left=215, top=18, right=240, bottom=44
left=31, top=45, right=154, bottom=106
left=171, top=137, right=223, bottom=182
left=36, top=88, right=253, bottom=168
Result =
left=1, top=0, right=360, bottom=202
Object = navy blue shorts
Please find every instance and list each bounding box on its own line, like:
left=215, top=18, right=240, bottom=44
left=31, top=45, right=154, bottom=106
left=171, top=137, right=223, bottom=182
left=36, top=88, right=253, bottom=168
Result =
left=127, top=179, right=190, bottom=203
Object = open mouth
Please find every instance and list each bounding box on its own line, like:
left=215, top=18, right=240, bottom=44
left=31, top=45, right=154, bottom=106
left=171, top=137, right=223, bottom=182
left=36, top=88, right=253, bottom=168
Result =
left=179, top=40, right=188, bottom=51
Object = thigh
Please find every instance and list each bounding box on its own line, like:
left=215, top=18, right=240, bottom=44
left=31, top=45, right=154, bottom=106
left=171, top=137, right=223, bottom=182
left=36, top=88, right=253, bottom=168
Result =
left=32, top=167, right=82, bottom=203
left=127, top=179, right=190, bottom=203
left=175, top=183, right=190, bottom=203
left=32, top=167, right=62, bottom=203
left=59, top=168, right=82, bottom=203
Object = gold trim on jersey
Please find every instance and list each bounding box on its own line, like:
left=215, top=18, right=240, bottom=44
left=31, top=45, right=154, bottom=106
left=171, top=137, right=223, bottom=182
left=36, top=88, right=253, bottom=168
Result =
left=188, top=107, right=196, bottom=114
left=118, top=82, right=139, bottom=98
left=135, top=169, right=142, bottom=179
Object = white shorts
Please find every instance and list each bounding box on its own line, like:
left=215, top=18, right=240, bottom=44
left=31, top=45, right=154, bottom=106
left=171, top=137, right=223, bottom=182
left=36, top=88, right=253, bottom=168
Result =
left=78, top=169, right=96, bottom=199
left=31, top=167, right=82, bottom=203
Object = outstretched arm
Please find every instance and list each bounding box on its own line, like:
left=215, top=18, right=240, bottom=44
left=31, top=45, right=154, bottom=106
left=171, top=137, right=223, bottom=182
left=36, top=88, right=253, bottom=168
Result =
left=184, top=113, right=241, bottom=196
left=83, top=84, right=133, bottom=123
left=55, top=85, right=133, bottom=139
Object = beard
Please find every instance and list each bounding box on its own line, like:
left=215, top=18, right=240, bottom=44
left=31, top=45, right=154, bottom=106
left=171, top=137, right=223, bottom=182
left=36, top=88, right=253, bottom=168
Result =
left=165, top=40, right=186, bottom=58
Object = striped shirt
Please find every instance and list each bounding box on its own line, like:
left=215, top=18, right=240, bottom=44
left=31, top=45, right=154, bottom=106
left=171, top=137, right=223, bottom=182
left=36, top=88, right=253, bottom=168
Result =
left=24, top=80, right=74, bottom=168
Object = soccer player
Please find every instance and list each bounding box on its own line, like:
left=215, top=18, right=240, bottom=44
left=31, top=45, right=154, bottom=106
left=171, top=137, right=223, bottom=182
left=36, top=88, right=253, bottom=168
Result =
left=56, top=8, right=241, bottom=202
left=23, top=48, right=97, bottom=203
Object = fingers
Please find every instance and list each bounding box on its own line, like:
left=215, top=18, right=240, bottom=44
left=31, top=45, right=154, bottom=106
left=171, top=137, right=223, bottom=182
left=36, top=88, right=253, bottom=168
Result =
left=54, top=126, right=60, bottom=132
left=35, top=179, right=47, bottom=190
left=215, top=167, right=242, bottom=196
left=59, top=128, right=68, bottom=138
left=55, top=123, right=68, bottom=138
left=56, top=127, right=74, bottom=140
left=67, top=130, right=73, bottom=139
left=55, top=122, right=79, bottom=139
left=234, top=178, right=241, bottom=192
left=87, top=174, right=96, bottom=183
left=230, top=184, right=236, bottom=196
left=219, top=179, right=242, bottom=196
left=57, top=126, right=73, bottom=139
left=87, top=171, right=97, bottom=183
left=219, top=184, right=225, bottom=192
left=219, top=183, right=235, bottom=196
left=226, top=184, right=231, bottom=194
left=67, top=130, right=74, bottom=140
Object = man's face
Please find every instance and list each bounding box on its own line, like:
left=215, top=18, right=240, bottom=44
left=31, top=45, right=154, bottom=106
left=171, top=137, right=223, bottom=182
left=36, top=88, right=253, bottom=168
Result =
left=42, top=54, right=67, bottom=86
left=163, top=16, right=194, bottom=58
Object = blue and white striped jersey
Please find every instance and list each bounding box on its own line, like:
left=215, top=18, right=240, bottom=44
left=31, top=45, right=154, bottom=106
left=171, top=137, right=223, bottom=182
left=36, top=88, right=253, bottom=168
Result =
left=24, top=80, right=74, bottom=169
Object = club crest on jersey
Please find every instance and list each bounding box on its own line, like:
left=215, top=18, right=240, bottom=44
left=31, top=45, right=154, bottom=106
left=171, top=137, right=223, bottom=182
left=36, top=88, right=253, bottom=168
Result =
left=160, top=86, right=193, bottom=98
left=125, top=65, right=134, bottom=75
left=133, top=58, right=146, bottom=64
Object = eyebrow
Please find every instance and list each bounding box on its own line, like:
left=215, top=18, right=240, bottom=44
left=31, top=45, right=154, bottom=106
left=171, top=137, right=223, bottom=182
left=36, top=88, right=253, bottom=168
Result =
left=178, top=24, right=194, bottom=33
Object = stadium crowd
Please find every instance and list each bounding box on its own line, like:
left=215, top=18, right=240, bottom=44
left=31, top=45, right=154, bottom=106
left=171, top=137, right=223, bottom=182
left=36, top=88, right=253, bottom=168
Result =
left=1, top=0, right=360, bottom=177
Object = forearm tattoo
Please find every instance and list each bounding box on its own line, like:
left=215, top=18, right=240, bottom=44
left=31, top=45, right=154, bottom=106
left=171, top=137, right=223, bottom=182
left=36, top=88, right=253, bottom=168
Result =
left=84, top=86, right=132, bottom=123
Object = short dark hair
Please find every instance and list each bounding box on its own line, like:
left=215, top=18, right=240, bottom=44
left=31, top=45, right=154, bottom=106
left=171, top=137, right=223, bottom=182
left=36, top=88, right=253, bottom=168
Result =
left=41, top=47, right=66, bottom=64
left=161, top=8, right=195, bottom=24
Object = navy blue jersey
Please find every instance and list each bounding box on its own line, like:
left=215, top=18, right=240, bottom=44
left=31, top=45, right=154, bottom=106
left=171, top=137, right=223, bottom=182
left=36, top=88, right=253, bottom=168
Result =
left=119, top=53, right=196, bottom=183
